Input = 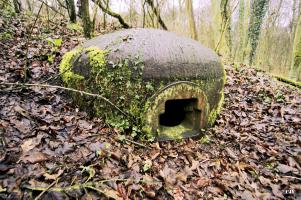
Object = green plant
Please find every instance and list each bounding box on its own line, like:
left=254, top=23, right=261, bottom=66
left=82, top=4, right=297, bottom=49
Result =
left=80, top=166, right=95, bottom=183
left=46, top=38, right=62, bottom=63
left=275, top=90, right=285, bottom=103
left=200, top=135, right=211, bottom=144
left=257, top=90, right=272, bottom=104
left=143, top=159, right=152, bottom=172
left=0, top=32, right=13, bottom=41
left=67, top=23, right=83, bottom=33
left=265, top=162, right=276, bottom=170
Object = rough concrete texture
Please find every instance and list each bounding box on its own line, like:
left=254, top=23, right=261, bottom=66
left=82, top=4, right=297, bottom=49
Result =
left=82, top=28, right=224, bottom=81
left=60, top=28, right=225, bottom=140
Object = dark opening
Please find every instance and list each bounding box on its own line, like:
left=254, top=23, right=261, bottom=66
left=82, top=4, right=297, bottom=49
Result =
left=159, top=98, right=198, bottom=127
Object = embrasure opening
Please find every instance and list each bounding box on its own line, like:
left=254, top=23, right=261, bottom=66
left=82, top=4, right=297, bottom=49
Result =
left=159, top=98, right=199, bottom=128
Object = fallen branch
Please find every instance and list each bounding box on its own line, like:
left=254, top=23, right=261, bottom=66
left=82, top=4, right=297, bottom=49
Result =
left=125, top=138, right=151, bottom=149
left=274, top=75, right=301, bottom=89
left=34, top=178, right=60, bottom=200
left=282, top=175, right=301, bottom=181
left=24, top=178, right=128, bottom=193
left=0, top=82, right=131, bottom=119
left=94, top=0, right=130, bottom=28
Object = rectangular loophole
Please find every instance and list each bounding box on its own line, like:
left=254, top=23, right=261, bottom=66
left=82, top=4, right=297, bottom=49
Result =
left=159, top=98, right=198, bottom=127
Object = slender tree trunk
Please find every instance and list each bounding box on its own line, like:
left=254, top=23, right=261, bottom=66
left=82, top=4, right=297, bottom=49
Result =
left=77, top=0, right=83, bottom=17
left=290, top=0, right=298, bottom=35
left=92, top=2, right=98, bottom=31
left=142, top=0, right=146, bottom=27
left=145, top=0, right=168, bottom=30
left=289, top=15, right=301, bottom=81
left=26, top=0, right=32, bottom=11
left=13, top=0, right=21, bottom=13
left=211, top=0, right=221, bottom=50
left=266, top=0, right=283, bottom=72
left=247, top=0, right=269, bottom=65
left=216, top=0, right=232, bottom=58
left=234, top=0, right=245, bottom=61
left=66, top=0, right=77, bottom=23
left=94, top=0, right=130, bottom=28
left=103, top=0, right=109, bottom=29
left=185, top=0, right=198, bottom=40
left=81, top=0, right=92, bottom=38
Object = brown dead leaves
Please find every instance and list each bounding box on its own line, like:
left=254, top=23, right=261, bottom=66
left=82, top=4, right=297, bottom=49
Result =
left=0, top=14, right=301, bottom=199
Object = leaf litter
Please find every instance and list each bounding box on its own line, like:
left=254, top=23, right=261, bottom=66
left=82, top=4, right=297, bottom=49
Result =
left=0, top=14, right=300, bottom=199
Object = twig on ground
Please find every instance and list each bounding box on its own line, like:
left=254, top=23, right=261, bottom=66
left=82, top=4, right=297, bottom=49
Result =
left=25, top=178, right=128, bottom=192
left=282, top=176, right=301, bottom=181
left=274, top=75, right=301, bottom=89
left=125, top=138, right=151, bottom=149
left=34, top=178, right=60, bottom=200
left=24, top=2, right=44, bottom=81
left=0, top=82, right=131, bottom=119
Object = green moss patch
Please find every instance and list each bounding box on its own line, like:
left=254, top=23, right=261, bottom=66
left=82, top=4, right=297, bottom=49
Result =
left=60, top=46, right=225, bottom=140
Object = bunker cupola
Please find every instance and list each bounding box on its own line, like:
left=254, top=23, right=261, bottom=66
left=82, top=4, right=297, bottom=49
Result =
left=60, top=28, right=225, bottom=140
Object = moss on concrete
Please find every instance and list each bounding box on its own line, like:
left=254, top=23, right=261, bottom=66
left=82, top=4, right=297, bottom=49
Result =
left=59, top=48, right=84, bottom=83
left=60, top=46, right=225, bottom=140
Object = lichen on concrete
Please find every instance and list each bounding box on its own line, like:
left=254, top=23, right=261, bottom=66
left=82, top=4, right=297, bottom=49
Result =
left=59, top=48, right=84, bottom=84
left=60, top=45, right=225, bottom=140
left=59, top=29, right=226, bottom=140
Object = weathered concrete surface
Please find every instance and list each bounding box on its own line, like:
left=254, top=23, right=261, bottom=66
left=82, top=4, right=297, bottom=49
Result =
left=82, top=28, right=224, bottom=81
left=60, top=28, right=225, bottom=141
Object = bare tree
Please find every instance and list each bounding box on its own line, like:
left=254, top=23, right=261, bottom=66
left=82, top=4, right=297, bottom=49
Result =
left=145, top=0, right=168, bottom=30
left=81, top=0, right=92, bottom=38
left=13, top=0, right=21, bottom=13
left=66, top=0, right=77, bottom=23
left=94, top=0, right=130, bottom=28
left=247, top=0, right=269, bottom=65
left=185, top=0, right=198, bottom=40
left=289, top=13, right=301, bottom=81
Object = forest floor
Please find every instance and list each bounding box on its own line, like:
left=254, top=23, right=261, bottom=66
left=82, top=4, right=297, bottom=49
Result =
left=0, top=14, right=300, bottom=200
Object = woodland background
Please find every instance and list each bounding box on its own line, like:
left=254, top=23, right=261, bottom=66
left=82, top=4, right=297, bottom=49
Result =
left=4, top=0, right=301, bottom=81
left=0, top=0, right=301, bottom=199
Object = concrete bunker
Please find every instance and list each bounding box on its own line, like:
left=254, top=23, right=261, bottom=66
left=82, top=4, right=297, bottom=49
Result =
left=59, top=28, right=225, bottom=140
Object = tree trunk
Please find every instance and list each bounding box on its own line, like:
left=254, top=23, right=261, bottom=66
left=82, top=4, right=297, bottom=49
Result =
left=77, top=0, right=83, bottom=17
left=66, top=0, right=77, bottom=23
left=216, top=0, right=232, bottom=58
left=145, top=0, right=168, bottom=30
left=142, top=0, right=146, bottom=27
left=94, top=0, right=130, bottom=29
left=81, top=0, right=92, bottom=38
left=13, top=0, right=21, bottom=13
left=185, top=0, right=198, bottom=40
left=247, top=0, right=269, bottom=65
left=92, top=2, right=98, bottom=30
left=104, top=0, right=109, bottom=29
left=242, top=0, right=251, bottom=62
left=289, top=15, right=301, bottom=81
left=26, top=0, right=32, bottom=11
left=234, top=0, right=245, bottom=61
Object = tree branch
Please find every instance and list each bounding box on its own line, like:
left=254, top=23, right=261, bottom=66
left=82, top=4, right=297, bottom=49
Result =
left=94, top=0, right=130, bottom=28
left=36, top=0, right=66, bottom=17
left=0, top=82, right=132, bottom=119
left=145, top=0, right=168, bottom=30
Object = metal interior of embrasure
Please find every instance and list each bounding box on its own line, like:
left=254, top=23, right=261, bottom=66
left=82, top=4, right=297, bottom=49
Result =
left=159, top=98, right=201, bottom=137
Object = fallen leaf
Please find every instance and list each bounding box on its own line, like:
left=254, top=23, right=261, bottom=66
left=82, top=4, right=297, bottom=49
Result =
left=21, top=151, right=48, bottom=163
left=277, top=164, right=298, bottom=174
left=43, top=169, right=64, bottom=180
left=21, top=134, right=43, bottom=153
